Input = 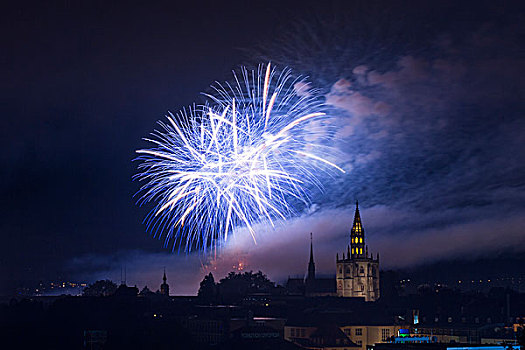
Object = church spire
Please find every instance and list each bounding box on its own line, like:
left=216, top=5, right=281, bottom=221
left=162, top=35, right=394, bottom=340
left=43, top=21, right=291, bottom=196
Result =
left=309, top=233, right=314, bottom=264
left=307, top=232, right=315, bottom=280
left=160, top=268, right=169, bottom=296
left=350, top=200, right=365, bottom=258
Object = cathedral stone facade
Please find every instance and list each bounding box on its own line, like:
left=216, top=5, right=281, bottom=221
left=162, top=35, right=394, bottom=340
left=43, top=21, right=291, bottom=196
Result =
left=336, top=202, right=380, bottom=301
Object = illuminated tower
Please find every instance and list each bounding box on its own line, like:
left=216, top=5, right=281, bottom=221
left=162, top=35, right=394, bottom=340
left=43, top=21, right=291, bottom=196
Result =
left=336, top=201, right=380, bottom=301
left=350, top=201, right=365, bottom=258
left=160, top=268, right=170, bottom=296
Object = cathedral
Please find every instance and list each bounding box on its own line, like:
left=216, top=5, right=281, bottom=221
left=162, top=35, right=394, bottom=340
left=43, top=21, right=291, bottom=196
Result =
left=336, top=201, right=380, bottom=301
left=286, top=201, right=380, bottom=301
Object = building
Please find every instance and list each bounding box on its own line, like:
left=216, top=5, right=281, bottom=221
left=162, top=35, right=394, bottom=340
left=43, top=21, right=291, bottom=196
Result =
left=285, top=324, right=360, bottom=350
left=286, top=233, right=337, bottom=297
left=285, top=202, right=381, bottom=299
left=219, top=323, right=303, bottom=350
left=306, top=232, right=338, bottom=296
left=336, top=201, right=380, bottom=301
left=160, top=269, right=170, bottom=296
left=340, top=325, right=407, bottom=350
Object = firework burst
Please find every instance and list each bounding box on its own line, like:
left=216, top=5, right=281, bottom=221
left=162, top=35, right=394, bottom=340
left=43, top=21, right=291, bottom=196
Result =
left=135, top=63, right=344, bottom=252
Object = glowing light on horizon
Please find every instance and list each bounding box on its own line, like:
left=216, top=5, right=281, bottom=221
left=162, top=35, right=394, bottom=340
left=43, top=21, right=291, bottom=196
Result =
left=134, top=63, right=344, bottom=252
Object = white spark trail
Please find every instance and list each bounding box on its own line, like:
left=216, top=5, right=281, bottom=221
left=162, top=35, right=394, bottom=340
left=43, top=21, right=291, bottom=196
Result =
left=134, top=63, right=344, bottom=252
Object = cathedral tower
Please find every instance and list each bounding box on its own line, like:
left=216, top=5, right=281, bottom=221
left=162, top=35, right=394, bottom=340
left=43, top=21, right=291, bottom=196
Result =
left=160, top=268, right=170, bottom=296
left=336, top=201, right=380, bottom=301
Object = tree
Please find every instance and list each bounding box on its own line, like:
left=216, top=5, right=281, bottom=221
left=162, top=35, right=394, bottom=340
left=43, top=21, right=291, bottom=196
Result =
left=197, top=273, right=217, bottom=303
left=197, top=271, right=277, bottom=304
left=216, top=271, right=275, bottom=303
left=82, top=280, right=118, bottom=297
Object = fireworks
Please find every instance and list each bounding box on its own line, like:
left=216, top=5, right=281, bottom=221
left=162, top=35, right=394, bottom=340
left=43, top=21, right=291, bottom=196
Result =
left=135, top=63, right=344, bottom=252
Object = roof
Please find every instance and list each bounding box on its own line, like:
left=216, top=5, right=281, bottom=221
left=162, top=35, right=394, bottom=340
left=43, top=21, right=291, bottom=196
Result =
left=285, top=301, right=396, bottom=327
left=289, top=324, right=360, bottom=348
left=286, top=278, right=306, bottom=294
left=310, top=324, right=360, bottom=347
left=306, top=278, right=336, bottom=294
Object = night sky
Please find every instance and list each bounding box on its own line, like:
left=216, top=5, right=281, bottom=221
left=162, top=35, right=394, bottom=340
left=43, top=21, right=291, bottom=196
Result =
left=3, top=1, right=525, bottom=295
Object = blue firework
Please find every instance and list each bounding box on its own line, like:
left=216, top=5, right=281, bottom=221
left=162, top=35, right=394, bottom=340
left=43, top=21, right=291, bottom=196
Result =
left=134, top=63, right=344, bottom=252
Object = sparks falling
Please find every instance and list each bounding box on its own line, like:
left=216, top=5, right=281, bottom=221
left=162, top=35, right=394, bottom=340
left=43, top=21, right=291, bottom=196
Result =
left=135, top=63, right=344, bottom=252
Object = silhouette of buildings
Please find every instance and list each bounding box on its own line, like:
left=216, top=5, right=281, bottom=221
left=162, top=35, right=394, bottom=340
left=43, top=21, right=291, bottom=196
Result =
left=114, top=283, right=139, bottom=297
left=3, top=270, right=525, bottom=349
left=6, top=208, right=525, bottom=349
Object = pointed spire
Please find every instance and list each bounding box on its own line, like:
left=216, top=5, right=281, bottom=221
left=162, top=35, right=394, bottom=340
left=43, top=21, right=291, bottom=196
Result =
left=309, top=232, right=314, bottom=264
left=353, top=200, right=362, bottom=228
left=307, top=233, right=315, bottom=280
left=163, top=267, right=167, bottom=283
left=350, top=200, right=365, bottom=257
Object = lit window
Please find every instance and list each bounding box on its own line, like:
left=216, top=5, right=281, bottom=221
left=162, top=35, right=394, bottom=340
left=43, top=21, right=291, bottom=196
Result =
left=360, top=248, right=363, bottom=254
left=352, top=248, right=354, bottom=254
left=360, top=237, right=363, bottom=243
left=381, top=329, right=390, bottom=341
